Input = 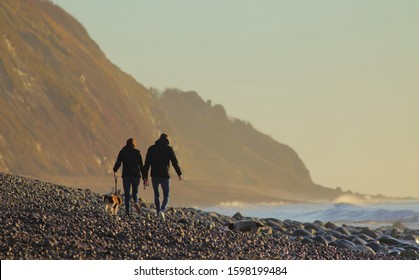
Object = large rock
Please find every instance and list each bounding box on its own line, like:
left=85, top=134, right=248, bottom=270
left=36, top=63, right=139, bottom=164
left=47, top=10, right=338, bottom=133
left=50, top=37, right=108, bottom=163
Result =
left=335, top=227, right=351, bottom=236
left=350, top=237, right=368, bottom=246
left=359, top=228, right=380, bottom=239
left=292, top=229, right=314, bottom=238
left=325, top=222, right=338, bottom=230
left=313, top=236, right=329, bottom=246
left=262, top=218, right=286, bottom=232
left=401, top=249, right=419, bottom=259
left=228, top=220, right=264, bottom=233
left=353, top=245, right=376, bottom=255
left=378, top=235, right=406, bottom=246
left=366, top=241, right=390, bottom=255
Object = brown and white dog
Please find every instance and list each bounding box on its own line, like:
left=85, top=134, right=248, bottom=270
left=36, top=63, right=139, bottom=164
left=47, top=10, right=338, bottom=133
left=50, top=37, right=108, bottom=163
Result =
left=103, top=193, right=123, bottom=216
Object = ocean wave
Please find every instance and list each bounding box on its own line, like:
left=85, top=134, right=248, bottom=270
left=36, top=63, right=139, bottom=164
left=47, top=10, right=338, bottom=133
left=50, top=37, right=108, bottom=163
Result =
left=204, top=201, right=419, bottom=229
left=216, top=201, right=286, bottom=208
left=313, top=203, right=418, bottom=223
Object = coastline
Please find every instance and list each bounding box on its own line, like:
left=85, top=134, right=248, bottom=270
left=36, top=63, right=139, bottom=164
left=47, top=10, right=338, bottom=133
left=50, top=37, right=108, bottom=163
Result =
left=38, top=174, right=417, bottom=208
left=203, top=200, right=419, bottom=230
left=0, top=173, right=418, bottom=260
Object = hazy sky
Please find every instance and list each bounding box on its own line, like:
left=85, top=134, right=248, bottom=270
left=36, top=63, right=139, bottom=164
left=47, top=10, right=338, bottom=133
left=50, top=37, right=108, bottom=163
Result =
left=51, top=0, right=419, bottom=198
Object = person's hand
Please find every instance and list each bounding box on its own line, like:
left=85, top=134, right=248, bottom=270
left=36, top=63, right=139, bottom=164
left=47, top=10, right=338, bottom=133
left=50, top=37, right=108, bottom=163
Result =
left=143, top=178, right=149, bottom=189
left=178, top=175, right=183, bottom=181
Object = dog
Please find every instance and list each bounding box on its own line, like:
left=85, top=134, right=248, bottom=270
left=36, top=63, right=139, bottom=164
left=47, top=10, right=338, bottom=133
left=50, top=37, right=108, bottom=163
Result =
left=103, top=193, right=123, bottom=216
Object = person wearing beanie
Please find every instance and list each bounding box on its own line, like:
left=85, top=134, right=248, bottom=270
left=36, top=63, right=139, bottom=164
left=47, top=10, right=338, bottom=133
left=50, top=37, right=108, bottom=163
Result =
left=143, top=133, right=182, bottom=221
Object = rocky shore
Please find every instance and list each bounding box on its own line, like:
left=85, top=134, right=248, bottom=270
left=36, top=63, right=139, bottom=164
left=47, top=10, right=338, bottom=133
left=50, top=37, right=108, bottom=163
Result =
left=1, top=173, right=418, bottom=260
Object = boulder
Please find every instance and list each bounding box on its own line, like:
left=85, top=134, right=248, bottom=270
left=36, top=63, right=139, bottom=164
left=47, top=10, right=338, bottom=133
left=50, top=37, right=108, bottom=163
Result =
left=304, top=223, right=320, bottom=232
left=378, top=235, right=405, bottom=246
left=336, top=227, right=351, bottom=236
left=292, top=228, right=314, bottom=238
left=351, top=237, right=368, bottom=246
left=359, top=228, right=380, bottom=239
left=366, top=241, right=390, bottom=255
left=353, top=245, right=376, bottom=255
left=228, top=220, right=264, bottom=233
left=325, top=221, right=338, bottom=230
left=401, top=249, right=419, bottom=259
left=232, top=212, right=244, bottom=220
left=313, top=235, right=329, bottom=246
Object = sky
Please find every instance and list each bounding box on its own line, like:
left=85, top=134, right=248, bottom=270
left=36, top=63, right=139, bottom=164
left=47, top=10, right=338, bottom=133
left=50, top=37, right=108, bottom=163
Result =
left=51, top=0, right=419, bottom=198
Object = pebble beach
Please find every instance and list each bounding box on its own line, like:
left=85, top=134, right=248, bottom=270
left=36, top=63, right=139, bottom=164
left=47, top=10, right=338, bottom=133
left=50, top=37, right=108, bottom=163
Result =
left=1, top=173, right=418, bottom=260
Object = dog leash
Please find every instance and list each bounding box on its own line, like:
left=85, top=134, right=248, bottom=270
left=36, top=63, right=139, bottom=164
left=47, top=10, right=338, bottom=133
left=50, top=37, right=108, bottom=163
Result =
left=113, top=172, right=118, bottom=195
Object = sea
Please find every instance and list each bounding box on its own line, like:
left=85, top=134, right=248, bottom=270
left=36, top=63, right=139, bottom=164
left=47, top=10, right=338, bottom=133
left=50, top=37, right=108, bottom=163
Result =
left=203, top=200, right=419, bottom=230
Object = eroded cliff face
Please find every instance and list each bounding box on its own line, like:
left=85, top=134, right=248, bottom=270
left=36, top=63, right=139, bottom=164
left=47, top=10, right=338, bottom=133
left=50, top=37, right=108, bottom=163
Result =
left=0, top=0, right=337, bottom=203
left=159, top=89, right=313, bottom=188
left=0, top=0, right=170, bottom=177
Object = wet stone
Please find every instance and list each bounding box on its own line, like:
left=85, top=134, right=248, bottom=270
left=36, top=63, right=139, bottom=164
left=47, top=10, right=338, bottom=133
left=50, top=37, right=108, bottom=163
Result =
left=292, top=228, right=314, bottom=238
left=359, top=228, right=380, bottom=239
left=324, top=222, right=339, bottom=231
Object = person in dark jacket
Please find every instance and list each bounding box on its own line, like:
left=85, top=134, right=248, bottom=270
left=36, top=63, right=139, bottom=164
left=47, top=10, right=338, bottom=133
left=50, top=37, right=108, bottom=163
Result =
left=113, top=138, right=144, bottom=216
left=144, top=133, right=182, bottom=221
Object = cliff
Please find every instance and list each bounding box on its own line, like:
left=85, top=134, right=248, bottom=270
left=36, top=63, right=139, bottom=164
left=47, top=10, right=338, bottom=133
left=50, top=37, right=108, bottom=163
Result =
left=1, top=0, right=342, bottom=204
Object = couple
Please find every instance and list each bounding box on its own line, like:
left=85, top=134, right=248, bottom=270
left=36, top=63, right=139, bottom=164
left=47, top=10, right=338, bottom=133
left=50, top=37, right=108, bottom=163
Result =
left=113, top=133, right=182, bottom=221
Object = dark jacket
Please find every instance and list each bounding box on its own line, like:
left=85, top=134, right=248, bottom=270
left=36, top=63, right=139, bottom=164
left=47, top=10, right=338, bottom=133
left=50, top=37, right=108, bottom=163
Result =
left=113, top=145, right=144, bottom=178
left=144, top=138, right=182, bottom=179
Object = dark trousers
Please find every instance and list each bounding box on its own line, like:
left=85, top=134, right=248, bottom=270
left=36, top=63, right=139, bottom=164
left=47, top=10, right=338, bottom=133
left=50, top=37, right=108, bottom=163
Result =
left=122, top=176, right=140, bottom=215
left=152, top=177, right=170, bottom=213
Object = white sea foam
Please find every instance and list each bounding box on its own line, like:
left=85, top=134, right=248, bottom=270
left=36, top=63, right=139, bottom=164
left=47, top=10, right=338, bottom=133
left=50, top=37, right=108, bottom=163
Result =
left=203, top=200, right=419, bottom=229
left=216, top=201, right=286, bottom=208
